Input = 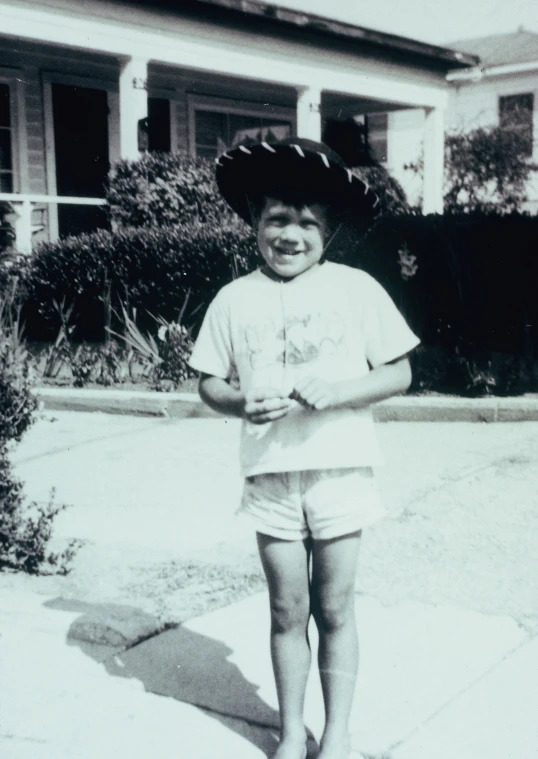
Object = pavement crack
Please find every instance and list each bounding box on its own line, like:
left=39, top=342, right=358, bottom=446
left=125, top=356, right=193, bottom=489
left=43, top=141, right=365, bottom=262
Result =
left=14, top=418, right=176, bottom=465
left=386, top=633, right=530, bottom=754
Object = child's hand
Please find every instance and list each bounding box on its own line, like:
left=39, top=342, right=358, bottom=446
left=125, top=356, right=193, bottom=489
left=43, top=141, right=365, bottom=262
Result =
left=243, top=387, right=292, bottom=424
left=290, top=377, right=339, bottom=411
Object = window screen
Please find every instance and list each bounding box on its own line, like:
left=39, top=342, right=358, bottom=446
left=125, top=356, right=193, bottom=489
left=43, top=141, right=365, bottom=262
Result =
left=194, top=107, right=292, bottom=157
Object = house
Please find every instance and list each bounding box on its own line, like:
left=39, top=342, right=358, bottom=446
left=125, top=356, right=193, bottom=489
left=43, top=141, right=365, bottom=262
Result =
left=388, top=28, right=538, bottom=210
left=0, top=0, right=476, bottom=252
left=446, top=28, right=538, bottom=212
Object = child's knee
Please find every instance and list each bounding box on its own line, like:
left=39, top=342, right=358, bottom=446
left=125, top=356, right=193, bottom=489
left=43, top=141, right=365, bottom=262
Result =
left=312, top=592, right=354, bottom=634
left=269, top=594, right=310, bottom=633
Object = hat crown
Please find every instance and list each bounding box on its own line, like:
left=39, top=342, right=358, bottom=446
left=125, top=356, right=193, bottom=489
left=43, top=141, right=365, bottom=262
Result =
left=215, top=136, right=379, bottom=225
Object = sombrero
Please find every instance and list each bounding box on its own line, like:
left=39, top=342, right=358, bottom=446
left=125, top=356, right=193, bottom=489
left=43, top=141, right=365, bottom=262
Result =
left=215, top=137, right=380, bottom=226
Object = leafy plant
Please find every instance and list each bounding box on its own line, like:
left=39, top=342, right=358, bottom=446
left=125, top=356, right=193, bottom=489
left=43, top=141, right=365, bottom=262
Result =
left=106, top=152, right=244, bottom=230
left=41, top=298, right=75, bottom=379
left=406, top=123, right=537, bottom=214
left=110, top=295, right=196, bottom=391
left=0, top=201, right=15, bottom=255
left=444, top=126, right=537, bottom=214
left=0, top=284, right=36, bottom=441
left=0, top=469, right=81, bottom=575
left=70, top=344, right=95, bottom=388
left=23, top=222, right=256, bottom=342
left=1, top=282, right=79, bottom=575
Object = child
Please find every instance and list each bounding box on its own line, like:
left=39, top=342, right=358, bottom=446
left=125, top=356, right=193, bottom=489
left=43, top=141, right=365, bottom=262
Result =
left=188, top=138, right=419, bottom=759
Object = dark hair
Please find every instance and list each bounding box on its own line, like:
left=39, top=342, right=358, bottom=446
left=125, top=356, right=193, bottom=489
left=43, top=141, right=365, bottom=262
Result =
left=246, top=189, right=346, bottom=233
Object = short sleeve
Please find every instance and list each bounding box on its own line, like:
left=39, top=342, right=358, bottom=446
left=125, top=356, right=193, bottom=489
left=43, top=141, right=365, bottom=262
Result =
left=361, top=275, right=420, bottom=368
left=188, top=290, right=234, bottom=379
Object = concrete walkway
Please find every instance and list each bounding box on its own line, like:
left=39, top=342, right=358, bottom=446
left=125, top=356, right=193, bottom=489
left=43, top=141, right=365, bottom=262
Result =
left=1, top=586, right=535, bottom=759
left=2, top=411, right=538, bottom=758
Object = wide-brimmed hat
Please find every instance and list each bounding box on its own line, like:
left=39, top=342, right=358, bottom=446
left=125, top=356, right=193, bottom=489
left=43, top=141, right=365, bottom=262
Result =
left=215, top=137, right=380, bottom=226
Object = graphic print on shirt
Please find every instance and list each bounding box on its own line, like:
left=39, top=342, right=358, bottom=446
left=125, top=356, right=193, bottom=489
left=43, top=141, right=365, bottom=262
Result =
left=244, top=311, right=345, bottom=369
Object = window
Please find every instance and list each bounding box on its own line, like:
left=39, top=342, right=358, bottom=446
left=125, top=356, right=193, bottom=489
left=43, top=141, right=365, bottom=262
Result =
left=190, top=97, right=293, bottom=158
left=148, top=97, right=171, bottom=152
left=0, top=83, right=14, bottom=192
left=499, top=93, right=534, bottom=157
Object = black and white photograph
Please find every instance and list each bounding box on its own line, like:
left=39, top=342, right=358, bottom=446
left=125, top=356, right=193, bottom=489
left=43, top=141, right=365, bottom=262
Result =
left=1, top=1, right=537, bottom=757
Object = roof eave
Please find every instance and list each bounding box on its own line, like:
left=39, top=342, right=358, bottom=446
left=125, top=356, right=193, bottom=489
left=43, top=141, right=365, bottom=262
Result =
left=190, top=0, right=479, bottom=69
left=447, top=59, right=538, bottom=82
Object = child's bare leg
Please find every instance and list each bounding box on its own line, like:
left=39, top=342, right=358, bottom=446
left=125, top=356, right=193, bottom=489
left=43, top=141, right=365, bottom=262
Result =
left=311, top=531, right=361, bottom=759
left=257, top=533, right=312, bottom=759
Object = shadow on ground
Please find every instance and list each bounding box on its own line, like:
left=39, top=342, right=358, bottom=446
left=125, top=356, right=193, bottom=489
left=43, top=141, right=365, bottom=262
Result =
left=46, top=598, right=319, bottom=758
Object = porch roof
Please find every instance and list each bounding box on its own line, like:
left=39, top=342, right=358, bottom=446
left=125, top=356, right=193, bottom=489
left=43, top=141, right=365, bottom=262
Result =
left=156, top=0, right=479, bottom=70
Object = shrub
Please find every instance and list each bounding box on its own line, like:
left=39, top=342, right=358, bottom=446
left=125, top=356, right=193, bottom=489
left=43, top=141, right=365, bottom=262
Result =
left=1, top=284, right=79, bottom=574
left=0, top=464, right=80, bottom=575
left=0, top=201, right=15, bottom=255
left=348, top=213, right=538, bottom=396
left=107, top=152, right=243, bottom=229
left=405, top=123, right=538, bottom=214
left=23, top=223, right=257, bottom=341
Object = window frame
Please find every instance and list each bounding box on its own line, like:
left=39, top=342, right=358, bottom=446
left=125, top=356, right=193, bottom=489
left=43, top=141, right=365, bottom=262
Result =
left=187, top=94, right=295, bottom=158
left=498, top=92, right=535, bottom=159
left=0, top=68, right=24, bottom=194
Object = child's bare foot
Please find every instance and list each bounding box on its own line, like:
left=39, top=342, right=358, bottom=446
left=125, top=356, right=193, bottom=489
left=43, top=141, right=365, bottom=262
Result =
left=272, top=734, right=308, bottom=759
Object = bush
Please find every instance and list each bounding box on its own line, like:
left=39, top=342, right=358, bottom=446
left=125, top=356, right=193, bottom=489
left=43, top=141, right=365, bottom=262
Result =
left=405, top=123, right=538, bottom=214
left=0, top=201, right=15, bottom=255
left=0, top=460, right=80, bottom=575
left=1, top=285, right=79, bottom=574
left=107, top=152, right=243, bottom=229
left=345, top=213, right=538, bottom=396
left=23, top=223, right=257, bottom=341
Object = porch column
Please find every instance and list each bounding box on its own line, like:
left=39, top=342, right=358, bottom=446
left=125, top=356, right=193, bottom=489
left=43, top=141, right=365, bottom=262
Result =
left=119, top=57, right=149, bottom=160
left=422, top=107, right=444, bottom=214
left=296, top=87, right=322, bottom=141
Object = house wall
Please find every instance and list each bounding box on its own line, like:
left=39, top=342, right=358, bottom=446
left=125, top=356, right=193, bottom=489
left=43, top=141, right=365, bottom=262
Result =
left=1, top=0, right=455, bottom=240
left=2, top=0, right=451, bottom=107
left=447, top=70, right=538, bottom=136
left=0, top=37, right=297, bottom=200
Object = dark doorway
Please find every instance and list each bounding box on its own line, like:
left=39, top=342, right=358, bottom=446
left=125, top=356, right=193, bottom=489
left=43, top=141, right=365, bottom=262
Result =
left=148, top=97, right=171, bottom=152
left=52, top=83, right=109, bottom=237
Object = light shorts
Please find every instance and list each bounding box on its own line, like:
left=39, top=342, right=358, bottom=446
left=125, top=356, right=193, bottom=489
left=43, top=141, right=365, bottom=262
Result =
left=239, top=467, right=386, bottom=541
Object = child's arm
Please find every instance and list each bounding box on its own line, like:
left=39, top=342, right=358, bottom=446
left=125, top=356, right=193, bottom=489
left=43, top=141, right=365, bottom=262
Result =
left=291, top=355, right=412, bottom=412
left=199, top=374, right=292, bottom=424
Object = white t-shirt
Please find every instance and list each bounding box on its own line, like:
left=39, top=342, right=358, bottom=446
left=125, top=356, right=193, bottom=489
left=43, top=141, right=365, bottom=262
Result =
left=189, top=262, right=420, bottom=477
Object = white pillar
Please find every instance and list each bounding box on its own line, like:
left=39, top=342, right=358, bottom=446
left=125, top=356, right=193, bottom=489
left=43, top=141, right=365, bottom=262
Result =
left=422, top=107, right=445, bottom=214
left=12, top=200, right=33, bottom=255
left=296, top=87, right=322, bottom=141
left=119, top=57, right=149, bottom=160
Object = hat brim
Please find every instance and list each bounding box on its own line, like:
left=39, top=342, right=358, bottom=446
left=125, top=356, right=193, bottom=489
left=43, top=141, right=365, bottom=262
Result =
left=215, top=141, right=380, bottom=226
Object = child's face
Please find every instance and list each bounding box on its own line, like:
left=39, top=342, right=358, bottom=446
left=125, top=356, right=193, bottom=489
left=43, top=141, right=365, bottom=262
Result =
left=256, top=197, right=328, bottom=280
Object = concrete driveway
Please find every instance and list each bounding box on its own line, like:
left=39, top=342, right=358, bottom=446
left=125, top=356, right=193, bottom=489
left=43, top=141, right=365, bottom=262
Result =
left=11, top=411, right=538, bottom=632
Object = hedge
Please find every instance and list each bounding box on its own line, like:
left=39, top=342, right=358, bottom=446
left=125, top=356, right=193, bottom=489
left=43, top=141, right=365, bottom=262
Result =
left=23, top=223, right=257, bottom=341
left=23, top=213, right=538, bottom=363
left=346, top=213, right=538, bottom=357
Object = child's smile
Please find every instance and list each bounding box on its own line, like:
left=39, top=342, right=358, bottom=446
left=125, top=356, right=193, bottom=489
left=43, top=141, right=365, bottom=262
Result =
left=257, top=198, right=328, bottom=280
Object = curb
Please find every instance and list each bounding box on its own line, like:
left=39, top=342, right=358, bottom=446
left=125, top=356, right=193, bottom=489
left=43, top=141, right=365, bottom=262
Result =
left=33, top=387, right=538, bottom=422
